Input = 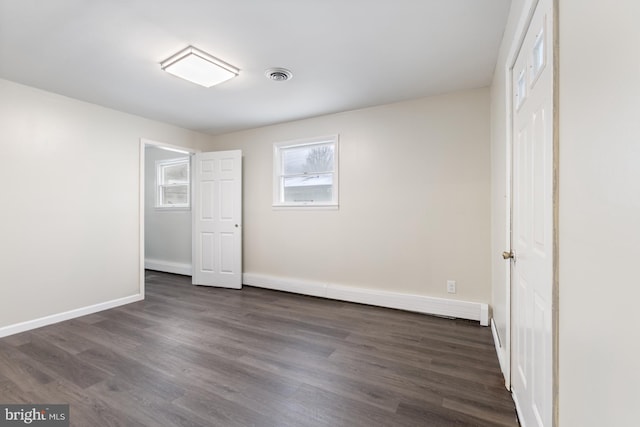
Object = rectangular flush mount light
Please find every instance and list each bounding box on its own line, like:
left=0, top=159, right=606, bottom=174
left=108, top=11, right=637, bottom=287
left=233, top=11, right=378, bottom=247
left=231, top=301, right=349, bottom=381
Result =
left=160, top=46, right=239, bottom=88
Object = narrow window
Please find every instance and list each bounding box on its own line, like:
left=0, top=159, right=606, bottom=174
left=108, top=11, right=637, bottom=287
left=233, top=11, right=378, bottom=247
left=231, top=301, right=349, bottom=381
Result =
left=273, top=135, right=339, bottom=208
left=156, top=158, right=190, bottom=208
left=531, top=23, right=546, bottom=85
left=516, top=69, right=527, bottom=110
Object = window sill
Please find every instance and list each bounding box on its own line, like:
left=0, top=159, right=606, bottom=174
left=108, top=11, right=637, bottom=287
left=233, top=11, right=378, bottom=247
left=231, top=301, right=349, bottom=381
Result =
left=154, top=206, right=191, bottom=212
left=272, top=204, right=339, bottom=211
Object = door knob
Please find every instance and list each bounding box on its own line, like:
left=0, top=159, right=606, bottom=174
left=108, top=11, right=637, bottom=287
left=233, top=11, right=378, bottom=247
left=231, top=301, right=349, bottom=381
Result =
left=502, top=250, right=514, bottom=260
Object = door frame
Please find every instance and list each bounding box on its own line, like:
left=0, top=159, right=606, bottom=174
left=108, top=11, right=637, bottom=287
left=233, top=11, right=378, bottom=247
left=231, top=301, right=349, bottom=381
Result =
left=138, top=138, right=199, bottom=298
left=505, top=0, right=559, bottom=425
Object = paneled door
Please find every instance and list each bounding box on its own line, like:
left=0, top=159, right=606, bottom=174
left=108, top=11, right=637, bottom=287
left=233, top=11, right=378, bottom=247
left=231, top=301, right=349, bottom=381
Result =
left=510, top=0, right=553, bottom=425
left=192, top=150, right=242, bottom=288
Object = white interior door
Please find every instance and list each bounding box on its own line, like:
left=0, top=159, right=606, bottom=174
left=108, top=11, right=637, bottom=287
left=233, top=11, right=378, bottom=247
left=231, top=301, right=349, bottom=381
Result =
left=510, top=0, right=553, bottom=426
left=192, top=150, right=242, bottom=288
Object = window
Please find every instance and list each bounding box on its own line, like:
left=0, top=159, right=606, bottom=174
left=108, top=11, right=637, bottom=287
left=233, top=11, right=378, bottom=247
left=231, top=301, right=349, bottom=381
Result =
left=530, top=21, right=546, bottom=86
left=516, top=68, right=526, bottom=110
left=156, top=157, right=190, bottom=208
left=273, top=135, right=339, bottom=208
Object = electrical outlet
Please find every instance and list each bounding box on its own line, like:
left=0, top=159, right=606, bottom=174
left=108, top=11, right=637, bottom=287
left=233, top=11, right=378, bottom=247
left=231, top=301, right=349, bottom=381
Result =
left=447, top=280, right=456, bottom=294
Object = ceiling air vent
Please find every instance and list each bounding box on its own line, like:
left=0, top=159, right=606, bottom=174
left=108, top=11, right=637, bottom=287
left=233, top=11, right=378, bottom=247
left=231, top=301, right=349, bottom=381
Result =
left=265, top=68, right=293, bottom=82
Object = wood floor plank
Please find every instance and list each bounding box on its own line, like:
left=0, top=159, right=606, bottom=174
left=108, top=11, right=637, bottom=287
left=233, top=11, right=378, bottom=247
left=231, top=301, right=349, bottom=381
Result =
left=0, top=342, right=54, bottom=391
left=282, top=383, right=422, bottom=427
left=162, top=341, right=303, bottom=400
left=0, top=270, right=518, bottom=426
left=0, top=372, right=39, bottom=403
left=16, top=339, right=108, bottom=389
left=86, top=376, right=211, bottom=427
left=60, top=319, right=141, bottom=352
left=193, top=315, right=338, bottom=358
left=76, top=345, right=185, bottom=402
left=442, top=397, right=519, bottom=427
left=31, top=326, right=96, bottom=355
left=37, top=379, right=150, bottom=427
left=126, top=341, right=306, bottom=426
left=396, top=398, right=511, bottom=427
left=242, top=312, right=351, bottom=339
left=237, top=351, right=404, bottom=413
left=327, top=349, right=516, bottom=411
left=173, top=390, right=281, bottom=427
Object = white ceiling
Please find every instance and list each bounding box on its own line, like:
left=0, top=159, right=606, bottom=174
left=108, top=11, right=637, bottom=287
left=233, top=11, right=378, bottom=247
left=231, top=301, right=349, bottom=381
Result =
left=0, top=0, right=511, bottom=135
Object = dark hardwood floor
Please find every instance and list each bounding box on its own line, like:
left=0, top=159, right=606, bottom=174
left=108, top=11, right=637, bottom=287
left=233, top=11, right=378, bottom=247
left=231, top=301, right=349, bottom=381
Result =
left=0, top=271, right=518, bottom=426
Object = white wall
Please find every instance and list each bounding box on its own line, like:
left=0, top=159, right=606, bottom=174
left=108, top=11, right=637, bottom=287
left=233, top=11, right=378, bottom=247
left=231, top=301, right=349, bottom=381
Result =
left=0, top=79, right=209, bottom=330
left=208, top=88, right=492, bottom=304
left=144, top=146, right=192, bottom=271
left=489, top=0, right=531, bottom=381
left=558, top=1, right=640, bottom=425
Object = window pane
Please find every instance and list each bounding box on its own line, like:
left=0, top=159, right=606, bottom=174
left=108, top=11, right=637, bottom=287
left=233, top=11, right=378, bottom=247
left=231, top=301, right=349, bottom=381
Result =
left=163, top=163, right=188, bottom=184
left=162, top=185, right=188, bottom=205
left=283, top=144, right=334, bottom=174
left=283, top=173, right=333, bottom=202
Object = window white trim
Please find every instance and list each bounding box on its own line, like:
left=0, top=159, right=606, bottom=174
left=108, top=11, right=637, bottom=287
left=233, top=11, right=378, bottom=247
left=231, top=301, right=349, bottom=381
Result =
left=155, top=157, right=190, bottom=209
left=272, top=135, right=339, bottom=208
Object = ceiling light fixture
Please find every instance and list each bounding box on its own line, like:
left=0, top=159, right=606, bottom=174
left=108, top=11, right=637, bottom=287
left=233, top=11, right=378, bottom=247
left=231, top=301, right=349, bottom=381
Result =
left=160, top=46, right=239, bottom=88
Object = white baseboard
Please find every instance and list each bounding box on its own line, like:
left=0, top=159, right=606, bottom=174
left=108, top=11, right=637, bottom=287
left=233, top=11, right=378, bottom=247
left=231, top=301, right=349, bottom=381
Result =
left=0, top=294, right=143, bottom=338
left=491, top=318, right=510, bottom=389
left=145, top=258, right=192, bottom=276
left=243, top=273, right=489, bottom=325
left=512, top=388, right=526, bottom=427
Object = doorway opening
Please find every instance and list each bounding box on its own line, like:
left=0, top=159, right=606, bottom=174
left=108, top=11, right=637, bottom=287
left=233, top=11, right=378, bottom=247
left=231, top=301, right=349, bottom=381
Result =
left=139, top=140, right=243, bottom=295
left=139, top=138, right=197, bottom=297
